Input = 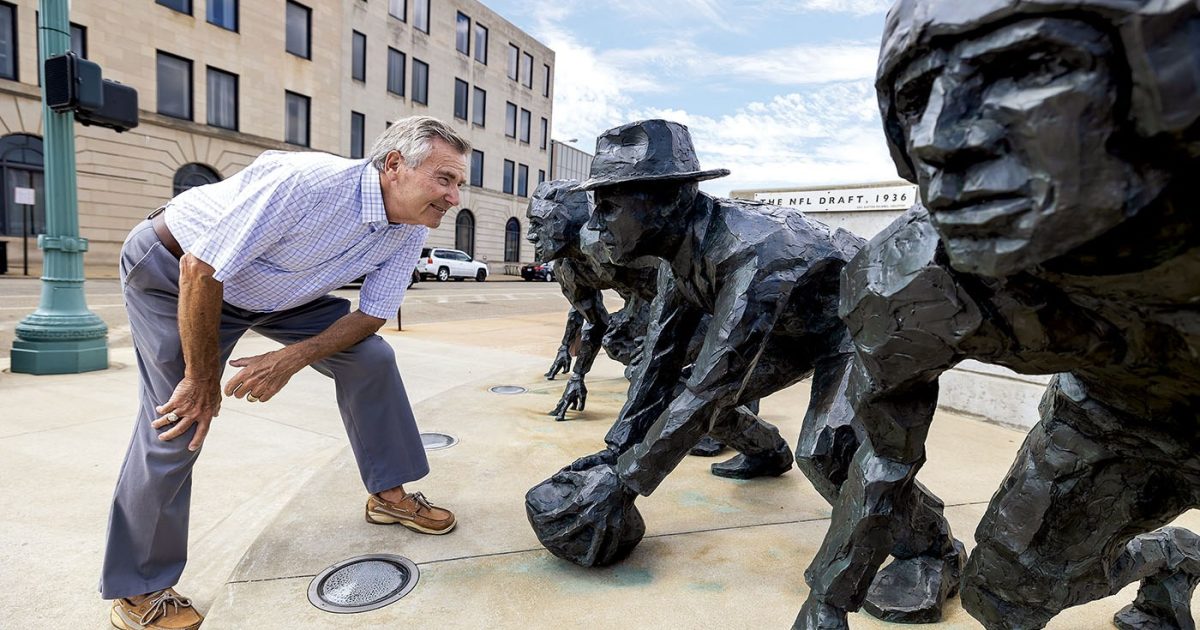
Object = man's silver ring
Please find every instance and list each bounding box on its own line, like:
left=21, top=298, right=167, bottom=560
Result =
left=246, top=393, right=260, bottom=403
left=165, top=412, right=180, bottom=423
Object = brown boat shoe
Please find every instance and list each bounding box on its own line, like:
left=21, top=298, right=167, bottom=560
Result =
left=110, top=588, right=203, bottom=630
left=365, top=491, right=457, bottom=534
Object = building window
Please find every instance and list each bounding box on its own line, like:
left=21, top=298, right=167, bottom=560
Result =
left=504, top=218, right=520, bottom=262
left=412, top=58, right=428, bottom=104
left=0, top=4, right=16, bottom=81
left=351, top=30, right=366, bottom=82
left=453, top=79, right=468, bottom=120
left=414, top=0, right=429, bottom=33
left=68, top=23, right=87, bottom=58
left=503, top=159, right=514, bottom=194
left=0, top=134, right=43, bottom=237
left=455, top=210, right=475, bottom=257
left=207, top=0, right=237, bottom=31
left=505, top=102, right=516, bottom=138
left=156, top=51, right=193, bottom=120
left=540, top=117, right=548, bottom=150
left=519, top=108, right=531, bottom=144
left=455, top=12, right=469, bottom=55
left=388, top=0, right=405, bottom=21
left=470, top=150, right=483, bottom=187
left=517, top=163, right=529, bottom=197
left=157, top=0, right=191, bottom=14
left=538, top=169, right=545, bottom=184
left=472, top=87, right=485, bottom=127
left=350, top=111, right=365, bottom=159
left=543, top=64, right=551, bottom=97
left=521, top=52, right=533, bottom=88
left=506, top=43, right=518, bottom=81
left=474, top=23, right=487, bottom=64
left=285, top=90, right=310, bottom=146
left=206, top=67, right=238, bottom=130
left=387, top=48, right=405, bottom=96
left=285, top=1, right=311, bottom=59
left=173, top=163, right=221, bottom=196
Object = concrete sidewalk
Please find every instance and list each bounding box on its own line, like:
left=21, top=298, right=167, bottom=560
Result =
left=1, top=311, right=1197, bottom=629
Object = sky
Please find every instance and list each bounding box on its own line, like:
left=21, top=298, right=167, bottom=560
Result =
left=485, top=0, right=901, bottom=197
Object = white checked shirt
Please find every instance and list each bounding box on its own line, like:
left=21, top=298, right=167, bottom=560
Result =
left=165, top=150, right=428, bottom=319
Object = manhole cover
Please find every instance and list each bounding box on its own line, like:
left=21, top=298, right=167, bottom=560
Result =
left=420, top=432, right=458, bottom=450
left=489, top=385, right=527, bottom=394
left=308, top=554, right=419, bottom=614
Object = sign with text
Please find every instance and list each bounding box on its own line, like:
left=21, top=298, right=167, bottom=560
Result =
left=13, top=187, right=35, bottom=205
left=753, top=183, right=919, bottom=213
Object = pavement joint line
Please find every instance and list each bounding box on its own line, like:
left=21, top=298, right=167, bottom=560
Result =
left=0, top=412, right=130, bottom=440
left=231, top=410, right=348, bottom=441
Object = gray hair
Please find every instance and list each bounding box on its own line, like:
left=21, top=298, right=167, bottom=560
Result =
left=368, top=116, right=471, bottom=171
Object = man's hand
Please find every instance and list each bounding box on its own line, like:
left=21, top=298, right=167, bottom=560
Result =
left=152, top=376, right=223, bottom=451
left=545, top=347, right=572, bottom=380
left=224, top=348, right=305, bottom=403
left=550, top=374, right=588, bottom=421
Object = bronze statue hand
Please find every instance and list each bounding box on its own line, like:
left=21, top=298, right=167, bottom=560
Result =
left=545, top=346, right=572, bottom=380
left=550, top=374, right=588, bottom=421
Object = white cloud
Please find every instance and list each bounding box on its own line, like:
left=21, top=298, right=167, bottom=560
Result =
left=767, top=0, right=891, bottom=16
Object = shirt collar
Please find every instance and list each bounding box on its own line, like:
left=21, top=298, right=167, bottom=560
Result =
left=359, top=161, right=388, bottom=226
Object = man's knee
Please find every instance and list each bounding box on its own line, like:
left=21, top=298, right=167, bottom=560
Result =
left=334, top=335, right=397, bottom=377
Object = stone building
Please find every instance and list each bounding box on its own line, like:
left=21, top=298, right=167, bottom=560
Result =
left=0, top=0, right=553, bottom=275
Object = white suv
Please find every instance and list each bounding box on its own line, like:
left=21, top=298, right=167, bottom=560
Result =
left=417, top=248, right=489, bottom=282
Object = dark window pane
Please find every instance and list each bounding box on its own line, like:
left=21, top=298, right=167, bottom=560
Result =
left=285, top=2, right=310, bottom=59
left=352, top=31, right=366, bottom=81
left=453, top=79, right=468, bottom=120
left=506, top=43, right=518, bottom=80
left=173, top=163, right=220, bottom=196
left=414, top=0, right=429, bottom=33
left=412, top=58, right=428, bottom=104
left=0, top=5, right=17, bottom=80
left=503, top=159, right=514, bottom=194
left=505, top=102, right=516, bottom=138
left=207, top=67, right=237, bottom=130
left=517, top=164, right=528, bottom=197
left=470, top=150, right=484, bottom=187
left=455, top=210, right=474, bottom=257
left=157, top=52, right=192, bottom=120
left=519, top=109, right=531, bottom=143
left=350, top=111, right=365, bottom=159
left=521, top=52, right=533, bottom=88
left=387, top=48, right=405, bottom=96
left=472, top=87, right=485, bottom=126
left=70, top=23, right=86, bottom=58
left=474, top=24, right=487, bottom=64
left=285, top=91, right=310, bottom=146
left=504, top=218, right=520, bottom=262
left=538, top=169, right=545, bottom=184
left=543, top=64, right=551, bottom=97
left=389, top=0, right=405, bottom=21
left=157, top=0, right=191, bottom=14
left=540, top=117, right=548, bottom=150
left=207, top=0, right=237, bottom=31
left=455, top=12, right=469, bottom=54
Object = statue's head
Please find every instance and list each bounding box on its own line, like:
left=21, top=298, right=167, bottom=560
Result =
left=526, top=180, right=591, bottom=263
left=575, top=120, right=728, bottom=264
left=877, top=0, right=1200, bottom=277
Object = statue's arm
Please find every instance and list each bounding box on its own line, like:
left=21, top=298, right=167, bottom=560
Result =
left=549, top=284, right=610, bottom=419
left=545, top=308, right=582, bottom=379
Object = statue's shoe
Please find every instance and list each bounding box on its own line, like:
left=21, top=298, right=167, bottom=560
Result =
left=710, top=444, right=793, bottom=479
left=863, top=540, right=966, bottom=624
left=689, top=435, right=726, bottom=457
left=792, top=598, right=849, bottom=630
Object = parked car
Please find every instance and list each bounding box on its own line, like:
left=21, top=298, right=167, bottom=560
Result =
left=521, top=260, right=555, bottom=282
left=417, top=247, right=489, bottom=282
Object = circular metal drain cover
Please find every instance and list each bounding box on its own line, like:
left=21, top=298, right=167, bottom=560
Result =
left=420, top=432, right=458, bottom=450
left=308, top=554, right=419, bottom=614
left=489, top=385, right=527, bottom=395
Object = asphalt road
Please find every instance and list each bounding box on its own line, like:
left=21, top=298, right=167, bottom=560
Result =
left=0, top=276, right=575, bottom=359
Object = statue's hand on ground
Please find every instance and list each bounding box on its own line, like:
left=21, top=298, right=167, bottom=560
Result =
left=525, top=456, right=645, bottom=567
left=545, top=348, right=572, bottom=380
left=550, top=375, right=588, bottom=421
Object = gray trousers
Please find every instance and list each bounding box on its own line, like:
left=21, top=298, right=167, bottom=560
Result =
left=99, top=220, right=430, bottom=599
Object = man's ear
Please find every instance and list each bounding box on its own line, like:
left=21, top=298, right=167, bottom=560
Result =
left=386, top=150, right=404, bottom=172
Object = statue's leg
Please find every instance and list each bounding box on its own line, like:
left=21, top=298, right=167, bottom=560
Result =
left=794, top=375, right=941, bottom=630
left=706, top=404, right=794, bottom=478
left=961, top=375, right=1200, bottom=630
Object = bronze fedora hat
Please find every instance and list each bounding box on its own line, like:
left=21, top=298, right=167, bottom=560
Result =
left=574, top=119, right=730, bottom=192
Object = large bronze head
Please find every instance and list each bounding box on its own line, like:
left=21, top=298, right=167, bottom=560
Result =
left=526, top=180, right=592, bottom=263
left=877, top=0, right=1199, bottom=276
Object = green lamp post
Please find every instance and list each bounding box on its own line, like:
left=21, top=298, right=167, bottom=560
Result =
left=10, top=0, right=108, bottom=374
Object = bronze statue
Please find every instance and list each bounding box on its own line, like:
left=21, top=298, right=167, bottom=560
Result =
left=798, top=2, right=1200, bottom=628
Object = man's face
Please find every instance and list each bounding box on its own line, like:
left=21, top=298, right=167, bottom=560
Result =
left=382, top=138, right=467, bottom=228
left=587, top=184, right=675, bottom=264
left=892, top=17, right=1142, bottom=276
